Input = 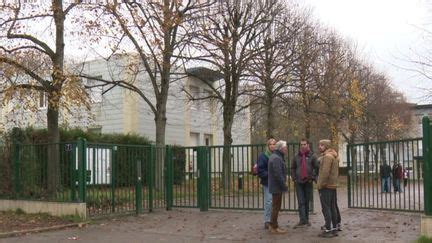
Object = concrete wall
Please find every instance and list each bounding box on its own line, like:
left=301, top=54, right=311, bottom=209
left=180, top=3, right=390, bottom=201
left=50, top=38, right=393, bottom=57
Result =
left=0, top=200, right=87, bottom=219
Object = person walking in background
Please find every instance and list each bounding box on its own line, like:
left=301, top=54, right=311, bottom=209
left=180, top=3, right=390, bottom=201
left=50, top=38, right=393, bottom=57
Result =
left=403, top=167, right=409, bottom=187
left=317, top=139, right=340, bottom=238
left=257, top=138, right=277, bottom=229
left=380, top=162, right=392, bottom=193
left=291, top=138, right=319, bottom=228
left=392, top=162, right=403, bottom=192
left=268, top=140, right=289, bottom=234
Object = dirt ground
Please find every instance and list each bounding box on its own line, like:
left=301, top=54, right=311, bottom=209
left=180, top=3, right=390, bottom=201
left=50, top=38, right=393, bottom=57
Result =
left=0, top=187, right=422, bottom=243
left=0, top=210, right=76, bottom=234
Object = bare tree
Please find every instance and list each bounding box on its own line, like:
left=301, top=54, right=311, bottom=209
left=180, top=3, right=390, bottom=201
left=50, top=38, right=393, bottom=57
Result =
left=314, top=31, right=353, bottom=150
left=247, top=4, right=305, bottom=139
left=289, top=20, right=323, bottom=140
left=188, top=0, right=281, bottom=189
left=79, top=0, right=213, bottom=189
left=0, top=1, right=88, bottom=195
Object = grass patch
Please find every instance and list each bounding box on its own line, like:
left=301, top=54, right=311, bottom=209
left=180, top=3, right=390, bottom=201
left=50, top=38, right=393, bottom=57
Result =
left=15, top=208, right=25, bottom=215
left=417, top=236, right=432, bottom=243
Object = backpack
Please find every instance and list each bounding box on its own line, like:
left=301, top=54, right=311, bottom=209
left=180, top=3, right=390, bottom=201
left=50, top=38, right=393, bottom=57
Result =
left=252, top=163, right=258, bottom=176
left=252, top=150, right=270, bottom=176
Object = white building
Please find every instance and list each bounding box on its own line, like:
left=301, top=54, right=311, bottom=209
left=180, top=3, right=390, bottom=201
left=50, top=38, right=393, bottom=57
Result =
left=0, top=55, right=252, bottom=148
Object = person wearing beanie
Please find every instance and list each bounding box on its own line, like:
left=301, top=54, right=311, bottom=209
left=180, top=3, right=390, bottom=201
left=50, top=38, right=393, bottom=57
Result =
left=317, top=139, right=340, bottom=238
left=291, top=138, right=319, bottom=228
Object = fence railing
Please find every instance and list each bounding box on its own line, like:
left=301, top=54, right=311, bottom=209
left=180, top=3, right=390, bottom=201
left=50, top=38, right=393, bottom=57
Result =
left=2, top=139, right=313, bottom=217
left=0, top=145, right=12, bottom=198
left=3, top=142, right=81, bottom=202
left=347, top=138, right=424, bottom=212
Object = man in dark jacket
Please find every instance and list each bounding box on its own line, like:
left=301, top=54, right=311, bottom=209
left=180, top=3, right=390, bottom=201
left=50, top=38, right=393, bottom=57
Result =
left=291, top=139, right=319, bottom=228
left=380, top=162, right=392, bottom=193
left=268, top=140, right=288, bottom=234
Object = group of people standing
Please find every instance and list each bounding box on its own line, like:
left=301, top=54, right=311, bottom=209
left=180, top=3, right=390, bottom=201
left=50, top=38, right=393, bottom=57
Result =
left=256, top=138, right=341, bottom=238
left=380, top=161, right=408, bottom=193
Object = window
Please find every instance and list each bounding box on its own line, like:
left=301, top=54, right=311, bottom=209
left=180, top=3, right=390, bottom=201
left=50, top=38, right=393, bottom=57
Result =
left=87, top=76, right=103, bottom=103
left=39, top=90, right=47, bottom=109
left=189, top=85, right=200, bottom=110
left=204, top=134, right=213, bottom=146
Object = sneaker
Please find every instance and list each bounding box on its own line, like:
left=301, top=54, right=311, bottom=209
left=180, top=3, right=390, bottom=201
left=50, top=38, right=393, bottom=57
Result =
left=269, top=226, right=287, bottom=234
left=293, top=222, right=306, bottom=229
left=336, top=223, right=342, bottom=231
left=320, top=225, right=326, bottom=231
left=264, top=222, right=270, bottom=229
left=318, top=230, right=336, bottom=238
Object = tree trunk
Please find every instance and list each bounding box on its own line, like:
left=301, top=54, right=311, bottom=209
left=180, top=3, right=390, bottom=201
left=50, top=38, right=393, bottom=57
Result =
left=45, top=0, right=65, bottom=198
left=330, top=121, right=339, bottom=152
left=222, top=103, right=234, bottom=191
left=46, top=95, right=60, bottom=197
left=304, top=109, right=311, bottom=140
left=154, top=109, right=167, bottom=191
left=265, top=95, right=275, bottom=139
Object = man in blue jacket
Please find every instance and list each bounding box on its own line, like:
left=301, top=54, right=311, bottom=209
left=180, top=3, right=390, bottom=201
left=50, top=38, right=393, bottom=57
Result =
left=268, top=140, right=288, bottom=234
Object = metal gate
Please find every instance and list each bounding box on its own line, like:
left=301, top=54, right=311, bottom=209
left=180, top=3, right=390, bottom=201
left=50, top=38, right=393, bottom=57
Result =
left=170, top=143, right=309, bottom=212
left=347, top=116, right=432, bottom=214
left=347, top=138, right=424, bottom=212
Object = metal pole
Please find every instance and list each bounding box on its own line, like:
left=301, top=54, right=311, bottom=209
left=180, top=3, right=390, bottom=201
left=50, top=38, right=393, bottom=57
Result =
left=77, top=138, right=87, bottom=202
left=422, top=116, right=432, bottom=215
left=136, top=159, right=142, bottom=215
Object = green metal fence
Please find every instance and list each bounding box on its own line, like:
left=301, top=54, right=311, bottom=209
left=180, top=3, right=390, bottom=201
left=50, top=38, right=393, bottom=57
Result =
left=6, top=142, right=82, bottom=202
left=347, top=138, right=424, bottom=212
left=5, top=132, right=431, bottom=217
left=170, top=143, right=310, bottom=212
left=85, top=143, right=168, bottom=217
left=5, top=140, right=318, bottom=217
left=0, top=145, right=12, bottom=198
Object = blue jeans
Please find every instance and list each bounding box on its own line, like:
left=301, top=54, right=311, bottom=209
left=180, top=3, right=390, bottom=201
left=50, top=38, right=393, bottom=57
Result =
left=395, top=179, right=402, bottom=192
left=295, top=181, right=313, bottom=224
left=263, top=185, right=272, bottom=223
left=381, top=177, right=391, bottom=192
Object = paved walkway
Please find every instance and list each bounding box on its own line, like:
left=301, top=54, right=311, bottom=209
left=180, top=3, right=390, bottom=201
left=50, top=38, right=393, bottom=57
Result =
left=0, top=187, right=422, bottom=242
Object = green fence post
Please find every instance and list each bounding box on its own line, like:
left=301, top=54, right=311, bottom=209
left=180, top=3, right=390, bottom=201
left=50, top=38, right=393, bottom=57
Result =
left=347, top=144, right=352, bottom=208
left=148, top=145, right=155, bottom=212
left=70, top=143, right=77, bottom=202
left=111, top=145, right=117, bottom=213
left=77, top=138, right=87, bottom=202
left=136, top=159, right=142, bottom=215
left=165, top=145, right=173, bottom=211
left=197, top=147, right=209, bottom=211
left=423, top=116, right=432, bottom=215
left=13, top=142, right=20, bottom=198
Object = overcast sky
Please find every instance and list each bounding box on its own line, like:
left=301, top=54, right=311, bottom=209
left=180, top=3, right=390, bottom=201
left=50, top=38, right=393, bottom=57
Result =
left=302, top=0, right=431, bottom=104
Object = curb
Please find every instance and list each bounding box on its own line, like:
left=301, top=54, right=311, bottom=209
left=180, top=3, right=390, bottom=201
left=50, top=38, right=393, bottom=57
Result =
left=0, top=221, right=90, bottom=238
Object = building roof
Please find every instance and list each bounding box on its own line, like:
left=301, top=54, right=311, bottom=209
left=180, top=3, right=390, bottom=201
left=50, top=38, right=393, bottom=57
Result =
left=186, top=67, right=223, bottom=82
left=411, top=104, right=432, bottom=110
